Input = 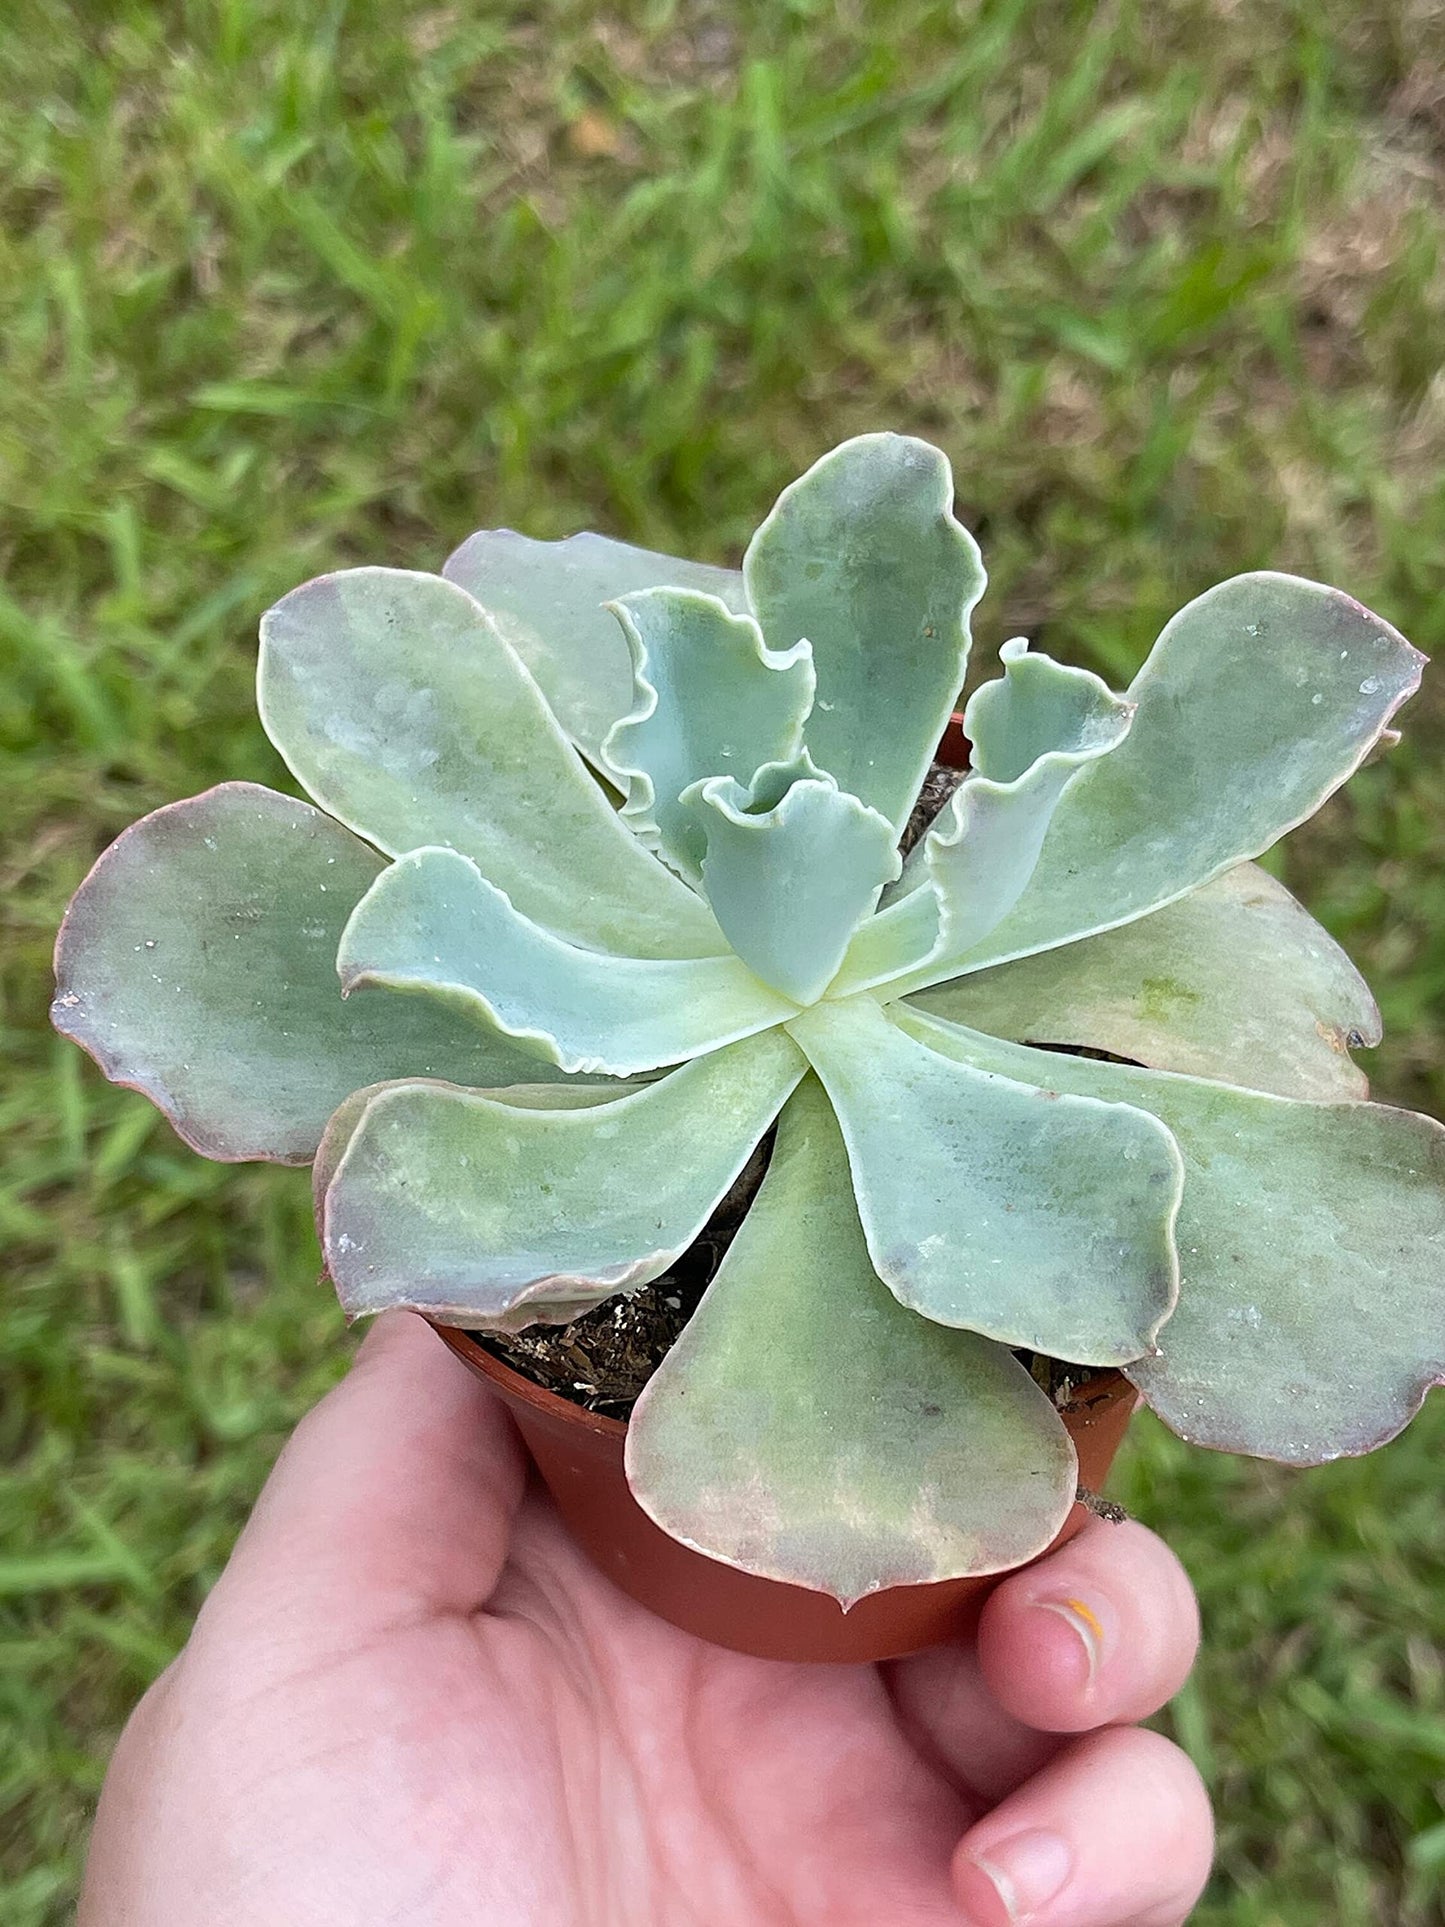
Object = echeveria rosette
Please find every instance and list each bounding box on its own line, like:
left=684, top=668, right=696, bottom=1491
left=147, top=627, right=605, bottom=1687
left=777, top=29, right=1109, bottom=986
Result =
left=50, top=431, right=1443, bottom=1612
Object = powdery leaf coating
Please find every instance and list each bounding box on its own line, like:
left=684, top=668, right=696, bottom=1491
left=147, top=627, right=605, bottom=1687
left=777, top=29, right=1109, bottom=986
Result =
left=899, top=1008, right=1445, bottom=1464
left=687, top=752, right=900, bottom=1003
left=964, top=637, right=1132, bottom=783
left=600, top=588, right=815, bottom=880
left=322, top=1028, right=805, bottom=1325
left=312, top=1077, right=630, bottom=1237
left=338, top=846, right=797, bottom=1078
left=788, top=997, right=1183, bottom=1366
left=913, top=861, right=1380, bottom=1102
left=50, top=784, right=564, bottom=1164
left=258, top=567, right=724, bottom=960
left=918, top=572, right=1425, bottom=987
left=626, top=1077, right=1077, bottom=1605
left=837, top=641, right=1134, bottom=996
left=314, top=1078, right=637, bottom=1331
left=744, top=433, right=986, bottom=832
left=444, top=528, right=747, bottom=765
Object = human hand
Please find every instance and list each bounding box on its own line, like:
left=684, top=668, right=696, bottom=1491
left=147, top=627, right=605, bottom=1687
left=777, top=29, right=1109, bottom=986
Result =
left=79, top=1313, right=1211, bottom=1926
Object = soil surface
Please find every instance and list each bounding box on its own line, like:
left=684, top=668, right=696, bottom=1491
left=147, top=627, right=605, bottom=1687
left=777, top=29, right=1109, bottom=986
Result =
left=471, top=759, right=1117, bottom=1422
left=476, top=1266, right=1110, bottom=1419
left=900, top=763, right=965, bottom=858
left=476, top=1133, right=772, bottom=1421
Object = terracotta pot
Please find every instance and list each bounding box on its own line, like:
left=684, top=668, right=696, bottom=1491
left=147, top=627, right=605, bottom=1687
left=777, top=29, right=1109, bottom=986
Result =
left=434, top=1324, right=1138, bottom=1664
left=935, top=709, right=971, bottom=770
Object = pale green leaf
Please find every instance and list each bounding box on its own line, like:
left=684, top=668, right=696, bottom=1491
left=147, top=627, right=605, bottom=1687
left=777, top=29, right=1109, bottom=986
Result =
left=897, top=1006, right=1445, bottom=1464
left=258, top=568, right=725, bottom=959
left=322, top=1029, right=807, bottom=1325
left=314, top=1081, right=406, bottom=1234
left=928, top=573, right=1424, bottom=982
left=788, top=997, right=1182, bottom=1365
left=312, top=1078, right=628, bottom=1232
left=600, top=588, right=814, bottom=878
left=685, top=751, right=900, bottom=1003
left=313, top=1078, right=633, bottom=1324
left=837, top=641, right=1133, bottom=996
left=338, top=846, right=798, bottom=1077
left=626, top=1077, right=1077, bottom=1603
left=964, top=637, right=1135, bottom=784
left=744, top=433, right=985, bottom=830
left=51, top=784, right=567, bottom=1164
left=825, top=889, right=942, bottom=995
left=912, top=862, right=1380, bottom=1101
left=443, top=528, right=747, bottom=763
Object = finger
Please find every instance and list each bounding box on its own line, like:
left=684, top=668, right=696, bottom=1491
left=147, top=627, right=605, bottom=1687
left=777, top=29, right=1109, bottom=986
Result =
left=210, top=1312, right=527, bottom=1631
left=883, top=1645, right=1060, bottom=1811
left=953, top=1726, right=1213, bottom=1927
left=978, top=1517, right=1200, bottom=1733
left=883, top=1519, right=1198, bottom=1803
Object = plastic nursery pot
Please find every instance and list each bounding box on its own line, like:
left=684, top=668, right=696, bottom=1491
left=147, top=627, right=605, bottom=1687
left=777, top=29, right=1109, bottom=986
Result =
left=432, top=1324, right=1138, bottom=1665
left=935, top=709, right=971, bottom=771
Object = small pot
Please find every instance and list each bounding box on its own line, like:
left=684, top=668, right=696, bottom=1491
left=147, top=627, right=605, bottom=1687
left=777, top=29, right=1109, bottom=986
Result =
left=434, top=1325, right=1138, bottom=1664
left=935, top=709, right=971, bottom=770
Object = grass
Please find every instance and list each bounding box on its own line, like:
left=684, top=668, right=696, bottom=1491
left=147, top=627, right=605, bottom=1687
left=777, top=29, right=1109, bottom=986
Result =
left=3, top=0, right=1444, bottom=1918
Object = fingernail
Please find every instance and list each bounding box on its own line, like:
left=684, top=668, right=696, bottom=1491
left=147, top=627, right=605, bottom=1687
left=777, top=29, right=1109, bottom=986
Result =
left=961, top=1830, right=1072, bottom=1922
left=1034, top=1594, right=1107, bottom=1687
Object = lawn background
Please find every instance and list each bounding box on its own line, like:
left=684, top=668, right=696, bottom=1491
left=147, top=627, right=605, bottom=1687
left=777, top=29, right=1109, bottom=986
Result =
left=3, top=2, right=1444, bottom=1920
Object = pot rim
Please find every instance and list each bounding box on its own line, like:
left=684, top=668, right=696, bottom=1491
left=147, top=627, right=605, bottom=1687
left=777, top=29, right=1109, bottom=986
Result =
left=433, top=1321, right=628, bottom=1437
left=936, top=708, right=970, bottom=769
left=432, top=1321, right=1128, bottom=1435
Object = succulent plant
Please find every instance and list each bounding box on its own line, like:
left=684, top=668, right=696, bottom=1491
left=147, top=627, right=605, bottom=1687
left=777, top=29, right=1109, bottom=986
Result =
left=53, top=433, right=1445, bottom=1608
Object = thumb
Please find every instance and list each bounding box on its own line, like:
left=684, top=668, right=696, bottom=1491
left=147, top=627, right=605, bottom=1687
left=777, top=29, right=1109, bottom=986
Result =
left=203, top=1312, right=528, bottom=1638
